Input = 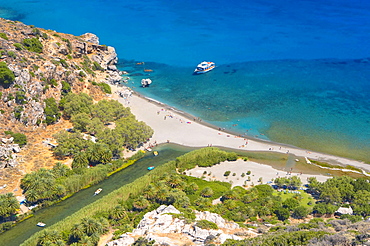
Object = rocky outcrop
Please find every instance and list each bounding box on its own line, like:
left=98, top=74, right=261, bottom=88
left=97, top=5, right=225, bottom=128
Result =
left=107, top=205, right=253, bottom=246
left=0, top=137, right=20, bottom=168
left=0, top=18, right=122, bottom=127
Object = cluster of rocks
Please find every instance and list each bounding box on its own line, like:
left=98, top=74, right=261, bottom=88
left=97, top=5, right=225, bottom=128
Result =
left=0, top=137, right=20, bottom=168
left=108, top=205, right=254, bottom=246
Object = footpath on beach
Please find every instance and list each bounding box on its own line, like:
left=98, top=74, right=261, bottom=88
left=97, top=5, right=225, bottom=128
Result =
left=111, top=84, right=370, bottom=174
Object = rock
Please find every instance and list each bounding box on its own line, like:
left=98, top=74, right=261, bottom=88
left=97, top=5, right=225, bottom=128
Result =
left=108, top=205, right=248, bottom=246
left=81, top=33, right=100, bottom=45
left=2, top=137, right=13, bottom=144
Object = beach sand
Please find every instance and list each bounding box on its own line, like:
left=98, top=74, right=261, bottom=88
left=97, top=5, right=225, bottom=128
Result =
left=186, top=159, right=329, bottom=188
left=111, top=84, right=370, bottom=174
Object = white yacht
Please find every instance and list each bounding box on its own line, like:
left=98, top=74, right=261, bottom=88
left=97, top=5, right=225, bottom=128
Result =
left=193, top=61, right=215, bottom=74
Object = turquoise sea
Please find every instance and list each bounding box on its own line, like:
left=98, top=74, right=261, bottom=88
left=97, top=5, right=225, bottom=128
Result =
left=1, top=0, right=369, bottom=162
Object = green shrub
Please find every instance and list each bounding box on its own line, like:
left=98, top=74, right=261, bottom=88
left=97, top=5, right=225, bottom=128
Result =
left=224, top=171, right=231, bottom=176
left=4, top=130, right=27, bottom=147
left=15, top=90, right=27, bottom=104
left=59, top=59, right=68, bottom=68
left=92, top=61, right=104, bottom=71
left=61, top=81, right=71, bottom=96
left=98, top=82, right=111, bottom=94
left=79, top=71, right=86, bottom=77
left=0, top=32, right=8, bottom=40
left=195, top=220, right=218, bottom=230
left=7, top=93, right=14, bottom=101
left=13, top=106, right=23, bottom=120
left=13, top=43, right=23, bottom=50
left=22, top=37, right=43, bottom=53
left=0, top=61, right=15, bottom=85
left=44, top=97, right=61, bottom=125
left=7, top=51, right=16, bottom=59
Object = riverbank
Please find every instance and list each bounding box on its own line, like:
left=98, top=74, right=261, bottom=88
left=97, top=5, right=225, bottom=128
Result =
left=111, top=83, right=370, bottom=173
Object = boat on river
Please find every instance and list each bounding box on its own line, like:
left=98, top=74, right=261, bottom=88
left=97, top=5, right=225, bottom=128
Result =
left=147, top=166, right=155, bottom=170
left=94, top=188, right=102, bottom=196
left=153, top=151, right=158, bottom=156
left=193, top=61, right=215, bottom=74
left=37, top=222, right=46, bottom=227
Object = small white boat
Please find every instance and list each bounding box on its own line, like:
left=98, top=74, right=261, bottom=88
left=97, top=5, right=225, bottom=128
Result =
left=37, top=222, right=46, bottom=227
left=141, top=78, right=152, bottom=87
left=193, top=61, right=215, bottom=74
left=94, top=188, right=102, bottom=196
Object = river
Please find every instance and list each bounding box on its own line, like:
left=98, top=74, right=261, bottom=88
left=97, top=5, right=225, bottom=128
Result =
left=1, top=144, right=194, bottom=246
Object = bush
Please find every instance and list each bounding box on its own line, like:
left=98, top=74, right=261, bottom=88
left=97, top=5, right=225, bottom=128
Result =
left=4, top=131, right=27, bottom=147
left=0, top=32, right=8, bottom=40
left=98, top=82, right=111, bottom=94
left=195, top=220, right=218, bottom=230
left=224, top=171, right=231, bottom=176
left=92, top=61, right=104, bottom=71
left=44, top=97, right=61, bottom=125
left=0, top=61, right=15, bottom=85
left=13, top=106, right=23, bottom=120
left=13, top=43, right=23, bottom=50
left=22, top=37, right=43, bottom=53
left=7, top=51, right=16, bottom=59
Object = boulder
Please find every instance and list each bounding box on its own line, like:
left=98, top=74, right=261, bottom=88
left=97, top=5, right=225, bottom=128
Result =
left=81, top=33, right=100, bottom=45
left=108, top=205, right=248, bottom=246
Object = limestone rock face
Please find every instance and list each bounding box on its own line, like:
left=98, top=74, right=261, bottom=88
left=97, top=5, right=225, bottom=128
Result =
left=0, top=138, right=20, bottom=168
left=0, top=18, right=123, bottom=127
left=81, top=33, right=100, bottom=45
left=107, top=205, right=251, bottom=246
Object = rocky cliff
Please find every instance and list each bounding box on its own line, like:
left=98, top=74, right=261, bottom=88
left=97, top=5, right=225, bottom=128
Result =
left=0, top=18, right=123, bottom=193
left=0, top=18, right=122, bottom=127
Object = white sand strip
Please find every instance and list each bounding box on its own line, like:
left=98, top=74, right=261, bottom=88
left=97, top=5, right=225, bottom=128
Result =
left=111, top=84, right=370, bottom=173
left=186, top=159, right=329, bottom=188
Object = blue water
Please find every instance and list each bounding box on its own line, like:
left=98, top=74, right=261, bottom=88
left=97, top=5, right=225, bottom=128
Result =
left=1, top=0, right=370, bottom=162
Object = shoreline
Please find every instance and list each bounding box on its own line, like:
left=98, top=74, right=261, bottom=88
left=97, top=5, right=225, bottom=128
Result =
left=111, top=83, right=370, bottom=173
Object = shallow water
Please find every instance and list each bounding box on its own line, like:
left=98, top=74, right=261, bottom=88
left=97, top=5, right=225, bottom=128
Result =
left=1, top=0, right=369, bottom=162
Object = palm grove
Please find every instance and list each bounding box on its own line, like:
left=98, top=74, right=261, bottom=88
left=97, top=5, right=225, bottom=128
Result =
left=19, top=148, right=370, bottom=246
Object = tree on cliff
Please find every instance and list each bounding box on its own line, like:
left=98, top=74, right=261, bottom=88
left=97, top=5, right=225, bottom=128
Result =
left=0, top=61, right=15, bottom=85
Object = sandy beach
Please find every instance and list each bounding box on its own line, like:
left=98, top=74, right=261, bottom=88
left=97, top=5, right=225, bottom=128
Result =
left=111, top=84, right=370, bottom=174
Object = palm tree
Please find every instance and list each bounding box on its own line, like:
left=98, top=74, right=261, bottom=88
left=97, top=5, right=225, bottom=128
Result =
left=72, top=152, right=89, bottom=169
left=166, top=174, right=184, bottom=188
left=200, top=187, right=214, bottom=198
left=52, top=162, right=70, bottom=177
left=143, top=184, right=157, bottom=201
left=133, top=196, right=150, bottom=211
left=109, top=205, right=127, bottom=220
left=80, top=218, right=102, bottom=236
left=69, top=223, right=85, bottom=242
left=21, top=173, right=39, bottom=191
left=78, top=235, right=93, bottom=246
left=0, top=193, right=19, bottom=217
left=25, top=189, right=40, bottom=203
left=155, top=187, right=169, bottom=204
left=36, top=230, right=62, bottom=245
